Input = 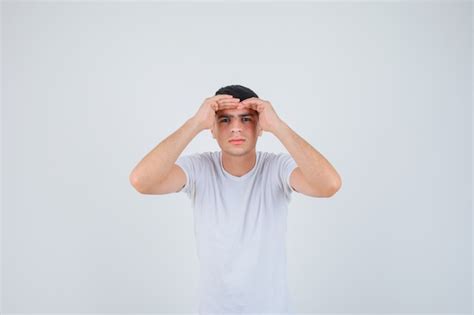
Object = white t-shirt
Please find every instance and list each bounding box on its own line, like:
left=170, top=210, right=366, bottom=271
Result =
left=176, top=150, right=298, bottom=314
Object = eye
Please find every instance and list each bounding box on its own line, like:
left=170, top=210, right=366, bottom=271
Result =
left=219, top=118, right=229, bottom=123
left=242, top=117, right=252, bottom=122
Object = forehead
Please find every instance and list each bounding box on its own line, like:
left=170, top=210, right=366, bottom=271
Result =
left=216, top=108, right=258, bottom=117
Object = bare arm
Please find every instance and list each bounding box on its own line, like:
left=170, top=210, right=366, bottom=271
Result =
left=129, top=94, right=240, bottom=194
left=238, top=97, right=342, bottom=197
left=129, top=117, right=201, bottom=193
left=273, top=120, right=341, bottom=197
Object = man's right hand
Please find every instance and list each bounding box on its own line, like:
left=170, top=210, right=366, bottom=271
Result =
left=131, top=94, right=241, bottom=194
left=192, top=94, right=240, bottom=131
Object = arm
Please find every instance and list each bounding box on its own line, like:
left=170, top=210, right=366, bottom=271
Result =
left=129, top=94, right=241, bottom=194
left=238, top=97, right=342, bottom=197
left=129, top=117, right=201, bottom=193
left=272, top=120, right=342, bottom=197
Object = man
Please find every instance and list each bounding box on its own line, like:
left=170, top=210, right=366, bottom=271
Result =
left=129, top=85, right=342, bottom=314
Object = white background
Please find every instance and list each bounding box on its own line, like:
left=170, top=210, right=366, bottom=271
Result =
left=2, top=1, right=472, bottom=313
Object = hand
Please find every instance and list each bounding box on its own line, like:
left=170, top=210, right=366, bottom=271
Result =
left=237, top=97, right=283, bottom=134
left=192, top=95, right=240, bottom=131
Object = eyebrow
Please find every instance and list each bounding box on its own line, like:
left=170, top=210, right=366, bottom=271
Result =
left=216, top=113, right=256, bottom=119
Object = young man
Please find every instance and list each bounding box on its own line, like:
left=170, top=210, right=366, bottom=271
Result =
left=129, top=85, right=341, bottom=314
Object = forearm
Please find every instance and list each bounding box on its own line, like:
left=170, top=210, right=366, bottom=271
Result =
left=130, top=117, right=202, bottom=191
left=272, top=120, right=341, bottom=191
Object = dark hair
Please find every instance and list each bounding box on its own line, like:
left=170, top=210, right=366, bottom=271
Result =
left=214, top=84, right=258, bottom=101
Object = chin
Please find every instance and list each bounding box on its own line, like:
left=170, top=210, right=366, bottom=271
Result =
left=225, top=145, right=255, bottom=156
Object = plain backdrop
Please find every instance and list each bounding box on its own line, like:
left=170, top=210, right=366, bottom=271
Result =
left=1, top=1, right=472, bottom=314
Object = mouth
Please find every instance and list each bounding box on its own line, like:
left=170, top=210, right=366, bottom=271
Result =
left=229, top=138, right=246, bottom=145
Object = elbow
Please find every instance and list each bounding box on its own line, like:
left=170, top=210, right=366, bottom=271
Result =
left=324, top=177, right=342, bottom=198
left=329, top=178, right=342, bottom=197
left=129, top=172, right=145, bottom=194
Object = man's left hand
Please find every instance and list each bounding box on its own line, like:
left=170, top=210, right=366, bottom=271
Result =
left=237, top=97, right=283, bottom=134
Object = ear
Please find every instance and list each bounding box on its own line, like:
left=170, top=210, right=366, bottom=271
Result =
left=257, top=121, right=263, bottom=137
left=211, top=122, right=216, bottom=139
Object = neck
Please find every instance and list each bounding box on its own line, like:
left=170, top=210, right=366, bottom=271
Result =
left=221, top=149, right=257, bottom=177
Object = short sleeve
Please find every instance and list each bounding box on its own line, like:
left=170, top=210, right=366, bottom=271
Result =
left=275, top=152, right=298, bottom=196
left=175, top=153, right=202, bottom=199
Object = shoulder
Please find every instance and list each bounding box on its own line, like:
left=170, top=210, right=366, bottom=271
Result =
left=178, top=151, right=214, bottom=159
left=176, top=151, right=219, bottom=167
left=257, top=151, right=293, bottom=173
left=258, top=151, right=292, bottom=164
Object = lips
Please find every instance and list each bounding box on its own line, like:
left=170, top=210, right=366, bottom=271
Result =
left=229, top=138, right=245, bottom=144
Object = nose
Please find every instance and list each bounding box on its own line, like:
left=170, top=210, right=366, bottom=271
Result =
left=230, top=119, right=244, bottom=133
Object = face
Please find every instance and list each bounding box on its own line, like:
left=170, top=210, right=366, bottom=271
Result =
left=211, top=108, right=262, bottom=156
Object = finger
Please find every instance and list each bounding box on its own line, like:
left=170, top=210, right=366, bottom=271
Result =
left=213, top=94, right=235, bottom=101
left=238, top=102, right=258, bottom=110
left=217, top=98, right=240, bottom=104
left=241, top=97, right=258, bottom=101
left=216, top=98, right=240, bottom=106
left=239, top=99, right=258, bottom=106
left=240, top=97, right=260, bottom=104
left=216, top=105, right=239, bottom=111
left=217, top=101, right=239, bottom=106
left=215, top=103, right=239, bottom=111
